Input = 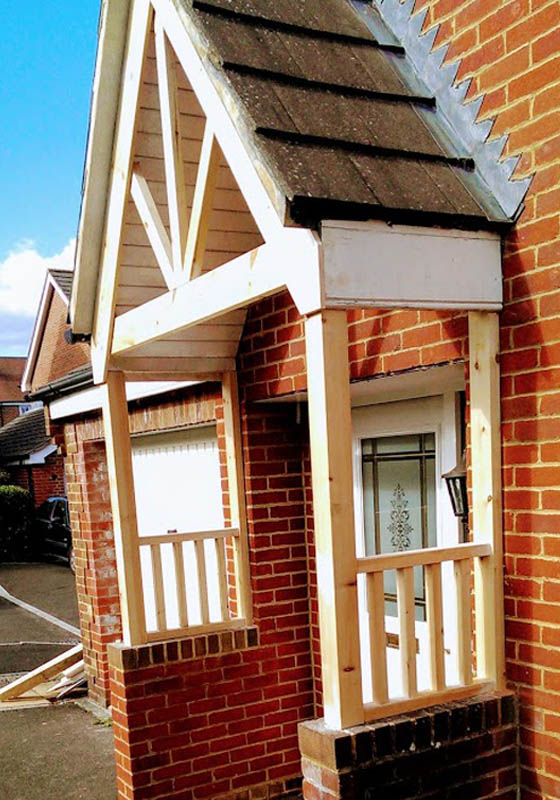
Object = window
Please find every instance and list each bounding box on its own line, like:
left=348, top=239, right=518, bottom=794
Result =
left=361, top=433, right=437, bottom=620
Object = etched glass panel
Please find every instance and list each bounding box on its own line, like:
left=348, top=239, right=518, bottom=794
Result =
left=361, top=432, right=437, bottom=620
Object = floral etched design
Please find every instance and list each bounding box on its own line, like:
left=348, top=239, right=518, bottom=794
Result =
left=388, top=483, right=413, bottom=551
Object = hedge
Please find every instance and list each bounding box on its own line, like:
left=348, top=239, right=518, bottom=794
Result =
left=0, top=485, right=34, bottom=561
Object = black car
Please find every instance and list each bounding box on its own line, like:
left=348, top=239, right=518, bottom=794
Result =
left=34, top=496, right=74, bottom=572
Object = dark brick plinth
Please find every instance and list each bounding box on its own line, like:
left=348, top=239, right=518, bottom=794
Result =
left=299, top=692, right=517, bottom=800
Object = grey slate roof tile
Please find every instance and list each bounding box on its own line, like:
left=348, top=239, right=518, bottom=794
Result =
left=0, top=408, right=50, bottom=462
left=49, top=269, right=73, bottom=302
left=185, top=0, right=511, bottom=227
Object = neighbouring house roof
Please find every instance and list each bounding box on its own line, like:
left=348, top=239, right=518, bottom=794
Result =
left=189, top=0, right=509, bottom=228
left=0, top=358, right=25, bottom=403
left=0, top=409, right=52, bottom=463
left=22, top=269, right=90, bottom=395
left=49, top=269, right=74, bottom=302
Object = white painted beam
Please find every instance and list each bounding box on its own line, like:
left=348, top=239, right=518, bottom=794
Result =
left=322, top=221, right=503, bottom=311
left=110, top=229, right=322, bottom=359
left=90, top=0, right=153, bottom=384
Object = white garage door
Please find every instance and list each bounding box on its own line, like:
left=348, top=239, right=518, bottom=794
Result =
left=131, top=425, right=225, bottom=631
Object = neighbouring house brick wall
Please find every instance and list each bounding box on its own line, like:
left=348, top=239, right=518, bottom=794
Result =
left=0, top=405, right=21, bottom=427
left=6, top=453, right=65, bottom=506
left=30, top=291, right=90, bottom=393
left=31, top=453, right=66, bottom=504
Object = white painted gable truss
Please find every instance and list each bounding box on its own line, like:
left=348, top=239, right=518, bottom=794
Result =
left=81, top=0, right=504, bottom=385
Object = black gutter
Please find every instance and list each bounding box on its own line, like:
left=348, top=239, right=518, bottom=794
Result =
left=28, top=367, right=94, bottom=403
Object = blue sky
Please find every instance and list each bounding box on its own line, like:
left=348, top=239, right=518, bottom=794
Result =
left=0, top=1, right=100, bottom=355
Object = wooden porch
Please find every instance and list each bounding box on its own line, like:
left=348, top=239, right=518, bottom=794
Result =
left=75, top=0, right=506, bottom=732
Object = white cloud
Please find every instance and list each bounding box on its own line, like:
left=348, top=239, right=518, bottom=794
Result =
left=0, top=238, right=75, bottom=318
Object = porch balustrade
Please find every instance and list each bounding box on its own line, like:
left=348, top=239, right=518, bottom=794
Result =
left=358, top=542, right=493, bottom=721
left=138, top=527, right=246, bottom=641
left=305, top=308, right=505, bottom=730
left=102, top=369, right=252, bottom=648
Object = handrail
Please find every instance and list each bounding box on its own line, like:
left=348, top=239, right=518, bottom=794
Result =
left=138, top=527, right=240, bottom=546
left=356, top=543, right=491, bottom=574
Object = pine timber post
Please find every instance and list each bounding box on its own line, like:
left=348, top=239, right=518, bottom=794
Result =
left=222, top=371, right=253, bottom=624
left=101, top=370, right=146, bottom=646
left=305, top=309, right=364, bottom=729
left=468, top=311, right=506, bottom=689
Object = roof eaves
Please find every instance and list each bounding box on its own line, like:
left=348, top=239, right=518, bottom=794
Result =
left=71, top=0, right=132, bottom=335
left=21, top=277, right=54, bottom=394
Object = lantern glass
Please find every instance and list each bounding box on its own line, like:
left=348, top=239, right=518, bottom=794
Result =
left=442, top=460, right=468, bottom=522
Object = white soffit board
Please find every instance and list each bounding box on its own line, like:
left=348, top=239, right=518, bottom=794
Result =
left=322, top=220, right=502, bottom=311
left=257, top=362, right=465, bottom=407
left=49, top=380, right=198, bottom=420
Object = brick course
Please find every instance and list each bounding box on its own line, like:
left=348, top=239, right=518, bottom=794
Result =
left=299, top=693, right=518, bottom=800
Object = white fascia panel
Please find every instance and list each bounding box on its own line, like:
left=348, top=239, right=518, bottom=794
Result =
left=49, top=380, right=198, bottom=421
left=322, top=220, right=502, bottom=311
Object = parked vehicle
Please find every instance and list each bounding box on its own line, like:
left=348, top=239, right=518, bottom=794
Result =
left=34, top=496, right=74, bottom=572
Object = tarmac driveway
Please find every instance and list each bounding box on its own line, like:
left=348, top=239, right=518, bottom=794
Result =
left=0, top=564, right=117, bottom=799
left=0, top=564, right=80, bottom=675
left=0, top=705, right=117, bottom=800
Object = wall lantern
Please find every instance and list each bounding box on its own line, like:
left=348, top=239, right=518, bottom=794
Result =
left=442, top=455, right=468, bottom=526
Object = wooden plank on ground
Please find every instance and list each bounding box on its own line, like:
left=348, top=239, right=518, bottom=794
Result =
left=0, top=644, right=83, bottom=702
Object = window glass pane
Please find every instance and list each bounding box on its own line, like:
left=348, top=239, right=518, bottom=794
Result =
left=423, top=433, right=436, bottom=451
left=377, top=459, right=423, bottom=553
left=426, top=458, right=437, bottom=549
left=376, top=434, right=421, bottom=454
left=360, top=431, right=438, bottom=621
left=361, top=460, right=376, bottom=557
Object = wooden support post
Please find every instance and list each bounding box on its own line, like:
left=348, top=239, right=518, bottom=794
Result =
left=468, top=311, right=506, bottom=689
left=305, top=310, right=363, bottom=730
left=221, top=371, right=253, bottom=624
left=101, top=371, right=146, bottom=646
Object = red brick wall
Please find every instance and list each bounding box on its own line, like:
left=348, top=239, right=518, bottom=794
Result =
left=6, top=454, right=65, bottom=507
left=410, top=3, right=560, bottom=797
left=58, top=384, right=223, bottom=707
left=32, top=453, right=66, bottom=505
left=109, top=630, right=305, bottom=800
left=0, top=405, right=20, bottom=427
left=234, top=1, right=560, bottom=796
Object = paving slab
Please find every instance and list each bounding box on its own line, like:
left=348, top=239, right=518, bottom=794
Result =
left=0, top=704, right=117, bottom=800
